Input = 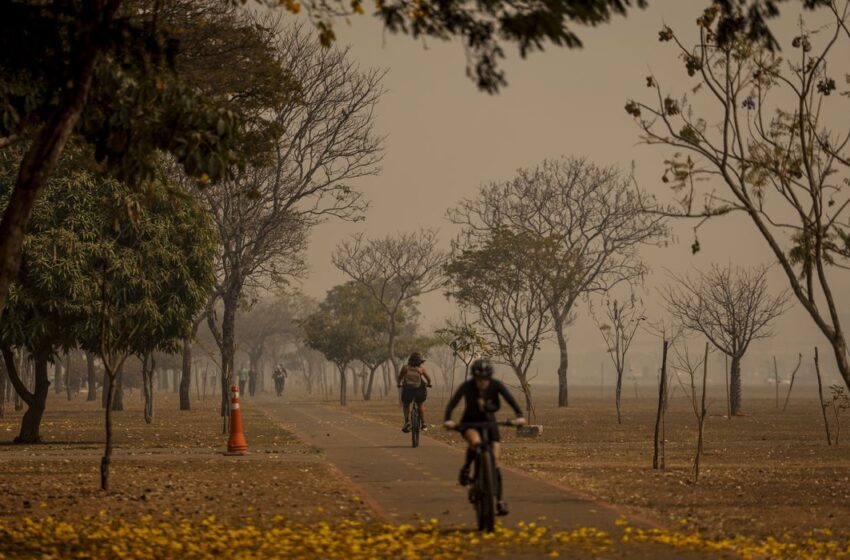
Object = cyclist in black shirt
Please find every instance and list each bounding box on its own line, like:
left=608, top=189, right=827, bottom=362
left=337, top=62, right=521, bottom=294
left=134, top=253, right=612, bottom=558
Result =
left=444, top=358, right=526, bottom=516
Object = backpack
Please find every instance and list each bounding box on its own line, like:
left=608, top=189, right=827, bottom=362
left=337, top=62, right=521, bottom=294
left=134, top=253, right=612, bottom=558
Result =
left=401, top=366, right=423, bottom=388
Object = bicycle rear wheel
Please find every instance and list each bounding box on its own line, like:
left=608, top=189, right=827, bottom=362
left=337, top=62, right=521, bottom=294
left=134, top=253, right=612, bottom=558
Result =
left=474, top=451, right=496, bottom=532
left=411, top=404, right=420, bottom=448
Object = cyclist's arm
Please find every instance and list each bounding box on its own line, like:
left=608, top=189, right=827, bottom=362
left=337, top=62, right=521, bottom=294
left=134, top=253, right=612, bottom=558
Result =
left=497, top=381, right=524, bottom=417
left=444, top=384, right=465, bottom=421
left=420, top=368, right=432, bottom=385
left=396, top=365, right=407, bottom=385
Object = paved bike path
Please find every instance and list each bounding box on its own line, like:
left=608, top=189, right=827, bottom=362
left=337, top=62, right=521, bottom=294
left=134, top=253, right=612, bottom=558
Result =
left=260, top=400, right=633, bottom=531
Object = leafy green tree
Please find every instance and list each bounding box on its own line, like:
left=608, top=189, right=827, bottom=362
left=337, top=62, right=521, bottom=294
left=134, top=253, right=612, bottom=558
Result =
left=0, top=1, right=261, bottom=321
left=445, top=229, right=551, bottom=420
left=0, top=149, right=92, bottom=442
left=303, top=282, right=387, bottom=405
left=75, top=172, right=215, bottom=490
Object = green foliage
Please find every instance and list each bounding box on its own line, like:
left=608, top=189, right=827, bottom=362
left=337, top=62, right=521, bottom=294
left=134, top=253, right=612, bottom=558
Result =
left=78, top=171, right=217, bottom=359
left=444, top=228, right=550, bottom=362
left=302, top=282, right=387, bottom=369
left=306, top=0, right=646, bottom=93
left=435, top=320, right=493, bottom=365
left=0, top=144, right=216, bottom=359
left=0, top=1, right=295, bottom=185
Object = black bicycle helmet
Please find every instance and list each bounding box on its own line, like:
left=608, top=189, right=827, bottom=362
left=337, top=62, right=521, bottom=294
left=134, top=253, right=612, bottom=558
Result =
left=408, top=351, right=424, bottom=367
left=470, top=358, right=494, bottom=379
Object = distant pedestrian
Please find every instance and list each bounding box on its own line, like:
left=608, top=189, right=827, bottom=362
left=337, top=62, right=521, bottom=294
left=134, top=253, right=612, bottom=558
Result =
left=238, top=364, right=248, bottom=395
left=272, top=364, right=288, bottom=397
left=248, top=368, right=258, bottom=397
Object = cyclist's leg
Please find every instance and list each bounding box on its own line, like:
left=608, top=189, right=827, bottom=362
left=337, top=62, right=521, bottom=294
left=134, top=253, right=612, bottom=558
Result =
left=492, top=440, right=508, bottom=515
left=458, top=428, right=481, bottom=485
left=417, top=387, right=427, bottom=427
left=401, top=389, right=413, bottom=431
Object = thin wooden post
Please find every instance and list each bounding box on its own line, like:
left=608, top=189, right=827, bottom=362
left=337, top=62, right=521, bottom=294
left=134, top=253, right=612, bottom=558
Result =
left=814, top=347, right=832, bottom=446
left=653, top=340, right=669, bottom=470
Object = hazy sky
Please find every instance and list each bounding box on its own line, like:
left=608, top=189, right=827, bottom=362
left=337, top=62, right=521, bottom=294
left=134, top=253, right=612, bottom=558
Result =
left=294, top=1, right=850, bottom=385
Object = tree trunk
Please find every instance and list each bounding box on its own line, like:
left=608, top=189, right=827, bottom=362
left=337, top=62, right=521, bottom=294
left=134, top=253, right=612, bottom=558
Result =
left=12, top=352, right=24, bottom=412
left=172, top=368, right=179, bottom=394
left=102, top=370, right=110, bottom=409
left=112, top=366, right=124, bottom=411
left=142, top=353, right=155, bottom=424
left=554, top=316, right=569, bottom=407
left=15, top=350, right=51, bottom=443
left=814, top=347, right=832, bottom=446
left=652, top=340, right=669, bottom=470
left=0, top=31, right=101, bottom=318
left=730, top=355, right=742, bottom=416
left=388, top=324, right=400, bottom=378
left=693, top=342, right=709, bottom=482
left=514, top=367, right=535, bottom=423
left=832, top=337, right=850, bottom=402
left=615, top=366, right=624, bottom=425
left=101, top=370, right=117, bottom=491
left=351, top=365, right=360, bottom=398
left=363, top=365, right=379, bottom=401
left=0, top=359, right=6, bottom=419
left=65, top=352, right=73, bottom=400
left=382, top=362, right=390, bottom=397
left=304, top=361, right=313, bottom=395
left=180, top=336, right=192, bottom=411
left=338, top=365, right=347, bottom=406
left=218, top=290, right=238, bottom=423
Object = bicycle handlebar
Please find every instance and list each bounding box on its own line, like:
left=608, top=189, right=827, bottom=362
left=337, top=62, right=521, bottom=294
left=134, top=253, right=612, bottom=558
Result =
left=447, top=420, right=520, bottom=431
left=397, top=384, right=433, bottom=388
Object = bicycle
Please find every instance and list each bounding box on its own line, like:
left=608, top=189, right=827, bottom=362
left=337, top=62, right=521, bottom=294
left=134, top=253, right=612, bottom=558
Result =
left=399, top=384, right=431, bottom=448
left=450, top=420, right=516, bottom=532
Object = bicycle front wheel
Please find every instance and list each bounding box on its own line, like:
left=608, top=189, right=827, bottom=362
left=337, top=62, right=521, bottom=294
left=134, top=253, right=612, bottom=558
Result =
left=475, top=451, right=496, bottom=532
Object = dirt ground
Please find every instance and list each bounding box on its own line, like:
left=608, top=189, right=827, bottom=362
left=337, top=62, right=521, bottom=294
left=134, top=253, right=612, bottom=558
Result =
left=341, top=385, right=850, bottom=540
left=0, top=391, right=373, bottom=525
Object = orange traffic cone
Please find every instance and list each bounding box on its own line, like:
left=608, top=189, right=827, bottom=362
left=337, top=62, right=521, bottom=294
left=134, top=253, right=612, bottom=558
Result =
left=226, top=384, right=248, bottom=455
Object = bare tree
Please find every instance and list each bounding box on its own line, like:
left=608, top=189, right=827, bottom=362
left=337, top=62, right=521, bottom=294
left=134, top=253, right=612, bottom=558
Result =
left=449, top=157, right=665, bottom=407
left=332, top=230, right=445, bottom=377
left=663, top=264, right=788, bottom=416
left=672, top=342, right=710, bottom=482
left=202, top=25, right=384, bottom=422
left=628, top=3, right=850, bottom=395
left=594, top=296, right=644, bottom=424
left=429, top=343, right=457, bottom=400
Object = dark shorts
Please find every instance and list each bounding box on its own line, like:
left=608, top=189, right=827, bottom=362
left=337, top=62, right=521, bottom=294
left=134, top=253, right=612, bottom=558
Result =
left=401, top=384, right=427, bottom=405
left=460, top=418, right=501, bottom=442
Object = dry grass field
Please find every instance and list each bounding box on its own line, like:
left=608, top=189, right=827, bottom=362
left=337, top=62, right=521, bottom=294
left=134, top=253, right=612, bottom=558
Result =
left=343, top=385, right=850, bottom=540
left=0, top=392, right=373, bottom=525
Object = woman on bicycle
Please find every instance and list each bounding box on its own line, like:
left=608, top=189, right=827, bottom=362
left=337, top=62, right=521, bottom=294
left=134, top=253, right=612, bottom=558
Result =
left=398, top=351, right=432, bottom=433
left=443, top=358, right=526, bottom=516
